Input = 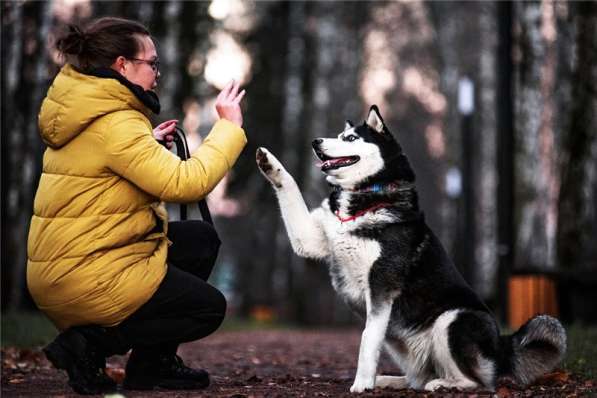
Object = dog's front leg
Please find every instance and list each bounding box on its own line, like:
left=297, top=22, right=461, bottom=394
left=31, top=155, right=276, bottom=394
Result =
left=256, top=148, right=330, bottom=260
left=350, top=295, right=392, bottom=393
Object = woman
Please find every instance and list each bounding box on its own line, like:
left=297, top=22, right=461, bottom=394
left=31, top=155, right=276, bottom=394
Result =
left=27, top=17, right=246, bottom=394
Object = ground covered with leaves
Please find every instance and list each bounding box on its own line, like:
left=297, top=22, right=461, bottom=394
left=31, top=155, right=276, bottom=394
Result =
left=2, top=329, right=595, bottom=397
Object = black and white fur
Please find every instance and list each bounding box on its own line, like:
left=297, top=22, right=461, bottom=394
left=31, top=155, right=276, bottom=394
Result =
left=256, top=105, right=566, bottom=393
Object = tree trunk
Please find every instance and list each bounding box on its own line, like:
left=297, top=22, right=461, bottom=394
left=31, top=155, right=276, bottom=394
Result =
left=1, top=0, right=52, bottom=310
left=1, top=0, right=24, bottom=311
left=496, top=0, right=515, bottom=322
left=514, top=0, right=559, bottom=271
left=557, top=2, right=597, bottom=270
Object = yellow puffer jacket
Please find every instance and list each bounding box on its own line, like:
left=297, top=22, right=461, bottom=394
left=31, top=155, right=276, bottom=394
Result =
left=27, top=64, right=247, bottom=330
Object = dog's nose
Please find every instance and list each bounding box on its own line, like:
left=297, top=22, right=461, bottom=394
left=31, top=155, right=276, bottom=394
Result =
left=312, top=138, right=323, bottom=148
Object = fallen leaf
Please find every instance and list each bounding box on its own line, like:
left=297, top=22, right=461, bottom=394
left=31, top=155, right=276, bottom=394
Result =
left=536, top=370, right=570, bottom=385
left=105, top=367, right=125, bottom=384
left=496, top=386, right=511, bottom=398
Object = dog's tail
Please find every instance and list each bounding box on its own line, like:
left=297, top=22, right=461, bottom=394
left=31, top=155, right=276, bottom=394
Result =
left=499, top=315, right=567, bottom=386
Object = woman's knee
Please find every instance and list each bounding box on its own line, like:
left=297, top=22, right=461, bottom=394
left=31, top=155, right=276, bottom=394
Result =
left=210, top=287, right=227, bottom=319
left=206, top=286, right=227, bottom=330
left=185, top=286, right=226, bottom=340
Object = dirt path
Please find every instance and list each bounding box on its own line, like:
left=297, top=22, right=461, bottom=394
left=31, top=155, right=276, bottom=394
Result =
left=2, top=329, right=594, bottom=397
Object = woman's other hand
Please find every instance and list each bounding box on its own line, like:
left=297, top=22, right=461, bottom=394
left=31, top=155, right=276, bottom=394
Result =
left=215, top=80, right=245, bottom=127
left=153, top=119, right=178, bottom=149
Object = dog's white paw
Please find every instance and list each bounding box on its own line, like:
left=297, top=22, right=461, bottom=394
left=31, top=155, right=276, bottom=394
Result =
left=424, top=378, right=478, bottom=391
left=350, top=376, right=375, bottom=393
left=256, top=147, right=287, bottom=188
left=424, top=379, right=445, bottom=391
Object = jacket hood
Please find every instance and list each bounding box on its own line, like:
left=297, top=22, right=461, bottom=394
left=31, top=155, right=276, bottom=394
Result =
left=38, top=64, right=153, bottom=148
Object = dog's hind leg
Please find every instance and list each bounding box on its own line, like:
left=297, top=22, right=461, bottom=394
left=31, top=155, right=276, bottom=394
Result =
left=375, top=375, right=408, bottom=389
left=350, top=297, right=392, bottom=393
left=256, top=148, right=330, bottom=260
left=424, top=310, right=492, bottom=392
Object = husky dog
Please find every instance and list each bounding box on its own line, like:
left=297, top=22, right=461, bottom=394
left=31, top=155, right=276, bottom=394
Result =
left=256, top=105, right=566, bottom=393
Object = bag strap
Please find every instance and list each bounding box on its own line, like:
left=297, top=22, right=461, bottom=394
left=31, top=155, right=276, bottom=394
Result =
left=171, top=126, right=214, bottom=225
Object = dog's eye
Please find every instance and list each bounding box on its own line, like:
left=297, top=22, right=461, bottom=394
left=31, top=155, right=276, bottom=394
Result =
left=345, top=135, right=358, bottom=142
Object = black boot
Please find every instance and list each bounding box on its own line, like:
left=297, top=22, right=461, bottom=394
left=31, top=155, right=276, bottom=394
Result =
left=43, top=328, right=117, bottom=395
left=123, top=349, right=209, bottom=390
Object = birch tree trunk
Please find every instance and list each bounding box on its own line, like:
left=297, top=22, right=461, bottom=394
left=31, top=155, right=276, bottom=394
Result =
left=514, top=0, right=559, bottom=270
left=474, top=2, right=498, bottom=298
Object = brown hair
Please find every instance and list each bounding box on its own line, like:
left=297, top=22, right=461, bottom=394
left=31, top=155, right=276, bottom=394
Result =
left=56, top=17, right=150, bottom=72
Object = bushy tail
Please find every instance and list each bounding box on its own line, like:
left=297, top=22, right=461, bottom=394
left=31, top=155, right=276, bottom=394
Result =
left=501, top=315, right=567, bottom=386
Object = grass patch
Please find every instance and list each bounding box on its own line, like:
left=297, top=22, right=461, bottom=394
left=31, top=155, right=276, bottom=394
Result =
left=1, top=311, right=58, bottom=348
left=563, top=324, right=597, bottom=380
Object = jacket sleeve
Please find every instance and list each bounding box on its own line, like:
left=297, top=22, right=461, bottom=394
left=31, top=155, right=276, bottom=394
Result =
left=105, top=111, right=247, bottom=202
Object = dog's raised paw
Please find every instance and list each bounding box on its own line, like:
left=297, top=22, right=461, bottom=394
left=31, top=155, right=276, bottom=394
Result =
left=256, top=147, right=285, bottom=188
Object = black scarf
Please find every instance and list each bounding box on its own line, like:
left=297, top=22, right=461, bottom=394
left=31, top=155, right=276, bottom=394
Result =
left=86, top=67, right=161, bottom=114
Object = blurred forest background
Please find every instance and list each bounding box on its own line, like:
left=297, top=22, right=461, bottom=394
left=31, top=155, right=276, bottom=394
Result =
left=2, top=0, right=596, bottom=328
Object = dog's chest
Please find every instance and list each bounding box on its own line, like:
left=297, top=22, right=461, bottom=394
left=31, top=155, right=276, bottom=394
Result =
left=322, top=216, right=382, bottom=307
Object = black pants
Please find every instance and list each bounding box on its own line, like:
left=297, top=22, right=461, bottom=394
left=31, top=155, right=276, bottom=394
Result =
left=67, top=220, right=225, bottom=359
left=113, top=220, right=225, bottom=356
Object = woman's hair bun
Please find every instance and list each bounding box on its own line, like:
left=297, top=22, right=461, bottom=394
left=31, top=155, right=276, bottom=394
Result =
left=54, top=17, right=150, bottom=72
left=56, top=24, right=87, bottom=56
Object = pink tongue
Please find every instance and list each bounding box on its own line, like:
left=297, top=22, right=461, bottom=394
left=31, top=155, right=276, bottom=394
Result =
left=321, top=157, right=351, bottom=168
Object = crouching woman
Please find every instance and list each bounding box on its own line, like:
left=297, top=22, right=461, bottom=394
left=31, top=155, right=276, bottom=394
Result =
left=27, top=17, right=246, bottom=394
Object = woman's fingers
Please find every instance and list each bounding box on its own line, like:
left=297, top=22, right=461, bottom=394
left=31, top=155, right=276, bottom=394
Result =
left=162, top=122, right=177, bottom=134
left=153, top=119, right=178, bottom=143
left=227, top=80, right=240, bottom=100
left=233, top=89, right=246, bottom=104
left=214, top=79, right=245, bottom=127
left=218, top=80, right=234, bottom=102
left=156, top=119, right=178, bottom=129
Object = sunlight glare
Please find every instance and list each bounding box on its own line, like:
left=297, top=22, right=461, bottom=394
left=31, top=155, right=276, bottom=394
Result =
left=204, top=31, right=252, bottom=89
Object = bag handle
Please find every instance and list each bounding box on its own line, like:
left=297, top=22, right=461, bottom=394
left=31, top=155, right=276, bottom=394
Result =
left=171, top=126, right=214, bottom=225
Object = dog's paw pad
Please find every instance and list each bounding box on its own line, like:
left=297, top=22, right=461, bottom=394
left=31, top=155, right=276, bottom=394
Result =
left=256, top=147, right=285, bottom=187
left=256, top=148, right=273, bottom=172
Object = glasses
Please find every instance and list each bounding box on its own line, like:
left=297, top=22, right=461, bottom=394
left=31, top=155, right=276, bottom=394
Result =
left=128, top=57, right=160, bottom=73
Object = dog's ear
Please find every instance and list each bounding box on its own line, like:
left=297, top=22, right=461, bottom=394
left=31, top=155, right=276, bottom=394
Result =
left=366, top=105, right=385, bottom=133
left=344, top=120, right=354, bottom=130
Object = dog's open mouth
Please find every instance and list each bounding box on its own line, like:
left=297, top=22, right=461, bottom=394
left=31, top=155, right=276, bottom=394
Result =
left=314, top=149, right=360, bottom=171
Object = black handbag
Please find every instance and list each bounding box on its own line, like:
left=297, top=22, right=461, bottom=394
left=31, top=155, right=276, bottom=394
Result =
left=171, top=125, right=214, bottom=225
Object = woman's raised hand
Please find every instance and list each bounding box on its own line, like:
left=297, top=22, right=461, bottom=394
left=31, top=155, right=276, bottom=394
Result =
left=215, top=80, right=245, bottom=128
left=153, top=119, right=178, bottom=149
